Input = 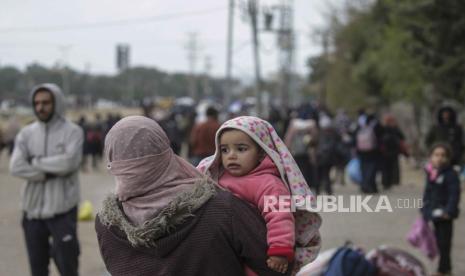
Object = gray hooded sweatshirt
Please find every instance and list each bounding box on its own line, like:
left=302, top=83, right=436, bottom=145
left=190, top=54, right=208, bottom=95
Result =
left=10, top=83, right=83, bottom=219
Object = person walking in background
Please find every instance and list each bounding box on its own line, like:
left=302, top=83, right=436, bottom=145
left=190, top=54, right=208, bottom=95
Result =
left=354, top=109, right=383, bottom=194
left=9, top=83, right=83, bottom=276
left=189, top=106, right=220, bottom=166
left=103, top=113, right=117, bottom=137
left=77, top=115, right=90, bottom=172
left=297, top=102, right=320, bottom=125
left=316, top=116, right=341, bottom=195
left=284, top=112, right=319, bottom=192
left=95, top=116, right=293, bottom=276
left=357, top=108, right=367, bottom=127
left=421, top=143, right=461, bottom=276
left=426, top=106, right=464, bottom=167
left=334, top=109, right=351, bottom=135
left=159, top=112, right=183, bottom=155
left=268, top=106, right=285, bottom=137
left=380, top=114, right=409, bottom=189
left=333, top=109, right=353, bottom=186
left=85, top=114, right=104, bottom=170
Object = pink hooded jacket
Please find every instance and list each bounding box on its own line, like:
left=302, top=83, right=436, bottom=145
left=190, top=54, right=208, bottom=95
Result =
left=220, top=155, right=295, bottom=261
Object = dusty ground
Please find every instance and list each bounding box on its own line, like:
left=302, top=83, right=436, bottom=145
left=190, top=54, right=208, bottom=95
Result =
left=0, top=154, right=463, bottom=275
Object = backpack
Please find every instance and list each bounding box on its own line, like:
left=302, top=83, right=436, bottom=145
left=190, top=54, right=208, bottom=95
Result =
left=317, top=130, right=338, bottom=166
left=290, top=130, right=311, bottom=156
left=367, top=247, right=427, bottom=276
left=356, top=121, right=377, bottom=152
left=324, top=247, right=377, bottom=276
left=347, top=158, right=362, bottom=185
left=287, top=119, right=316, bottom=156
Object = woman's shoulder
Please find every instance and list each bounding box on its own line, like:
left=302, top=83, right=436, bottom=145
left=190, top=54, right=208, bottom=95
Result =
left=208, top=189, right=235, bottom=205
left=207, top=189, right=248, bottom=209
left=205, top=189, right=262, bottom=216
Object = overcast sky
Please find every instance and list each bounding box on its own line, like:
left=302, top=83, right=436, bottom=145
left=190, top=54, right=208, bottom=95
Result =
left=0, top=0, right=345, bottom=79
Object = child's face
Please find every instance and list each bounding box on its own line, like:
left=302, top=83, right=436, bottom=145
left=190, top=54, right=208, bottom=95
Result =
left=220, top=129, right=261, bottom=177
left=431, top=147, right=448, bottom=169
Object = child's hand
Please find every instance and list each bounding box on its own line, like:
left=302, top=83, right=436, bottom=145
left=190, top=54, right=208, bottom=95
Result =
left=267, top=256, right=288, bottom=274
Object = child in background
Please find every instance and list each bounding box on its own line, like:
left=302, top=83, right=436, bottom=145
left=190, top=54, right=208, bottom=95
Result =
left=198, top=116, right=321, bottom=275
left=422, top=143, right=461, bottom=276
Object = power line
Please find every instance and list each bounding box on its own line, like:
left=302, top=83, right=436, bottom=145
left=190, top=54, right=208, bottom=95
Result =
left=0, top=6, right=227, bottom=34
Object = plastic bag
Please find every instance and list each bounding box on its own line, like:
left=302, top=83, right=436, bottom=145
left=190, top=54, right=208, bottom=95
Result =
left=347, top=158, right=362, bottom=185
left=406, top=217, right=438, bottom=260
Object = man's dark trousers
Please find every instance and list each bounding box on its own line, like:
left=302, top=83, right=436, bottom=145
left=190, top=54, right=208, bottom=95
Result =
left=22, top=207, right=80, bottom=276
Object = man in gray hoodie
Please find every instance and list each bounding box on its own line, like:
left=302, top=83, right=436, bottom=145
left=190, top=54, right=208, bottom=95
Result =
left=10, top=83, right=83, bottom=276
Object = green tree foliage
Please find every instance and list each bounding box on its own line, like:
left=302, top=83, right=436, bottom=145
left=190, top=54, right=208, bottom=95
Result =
left=308, top=0, right=465, bottom=110
left=0, top=64, right=232, bottom=104
left=0, top=66, right=22, bottom=96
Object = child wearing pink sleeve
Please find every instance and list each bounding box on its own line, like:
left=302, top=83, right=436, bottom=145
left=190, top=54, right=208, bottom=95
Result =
left=198, top=116, right=322, bottom=275
left=220, top=149, right=295, bottom=271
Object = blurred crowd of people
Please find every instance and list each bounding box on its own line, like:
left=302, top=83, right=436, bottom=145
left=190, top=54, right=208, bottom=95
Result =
left=1, top=100, right=464, bottom=197
left=148, top=102, right=400, bottom=195
left=149, top=100, right=465, bottom=198
left=76, top=113, right=122, bottom=171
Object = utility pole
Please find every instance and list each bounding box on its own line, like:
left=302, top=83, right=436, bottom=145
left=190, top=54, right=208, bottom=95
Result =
left=248, top=0, right=263, bottom=117
left=225, top=0, right=235, bottom=107
left=116, top=44, right=132, bottom=102
left=58, top=45, right=72, bottom=94
left=277, top=0, right=294, bottom=111
left=186, top=32, right=200, bottom=102
left=202, top=55, right=212, bottom=97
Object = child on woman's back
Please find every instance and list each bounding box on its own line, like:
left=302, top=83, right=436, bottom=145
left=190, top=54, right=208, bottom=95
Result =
left=198, top=116, right=321, bottom=275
